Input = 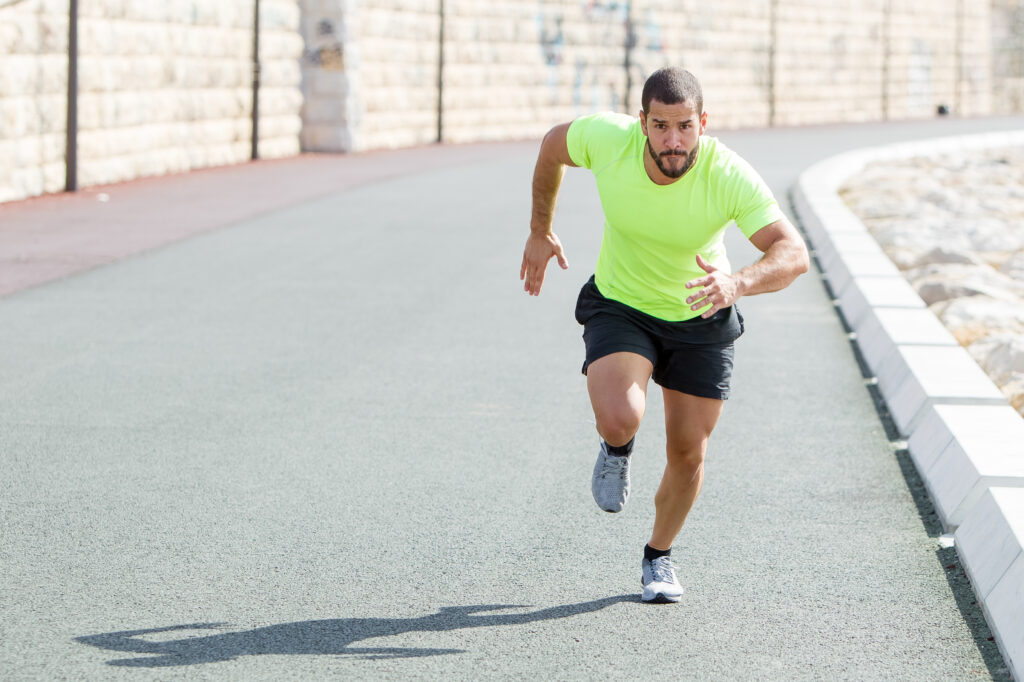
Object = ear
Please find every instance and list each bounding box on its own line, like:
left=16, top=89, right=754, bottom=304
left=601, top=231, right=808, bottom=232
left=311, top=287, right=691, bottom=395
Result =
left=699, top=111, right=708, bottom=135
left=639, top=110, right=648, bottom=137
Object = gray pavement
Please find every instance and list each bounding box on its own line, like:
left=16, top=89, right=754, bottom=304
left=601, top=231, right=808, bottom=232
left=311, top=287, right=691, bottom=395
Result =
left=3, top=115, right=1024, bottom=679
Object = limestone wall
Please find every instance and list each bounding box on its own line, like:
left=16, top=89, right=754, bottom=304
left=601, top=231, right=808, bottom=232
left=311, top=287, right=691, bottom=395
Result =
left=299, top=0, right=996, bottom=153
left=993, top=0, right=1024, bottom=113
left=0, top=0, right=1014, bottom=202
left=0, top=0, right=303, bottom=203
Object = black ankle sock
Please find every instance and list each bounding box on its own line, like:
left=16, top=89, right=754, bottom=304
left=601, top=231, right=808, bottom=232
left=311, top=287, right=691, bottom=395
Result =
left=644, top=544, right=671, bottom=562
left=604, top=437, right=634, bottom=457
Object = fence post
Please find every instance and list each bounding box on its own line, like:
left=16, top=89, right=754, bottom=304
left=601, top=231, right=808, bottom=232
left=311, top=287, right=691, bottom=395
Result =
left=251, top=0, right=260, bottom=160
left=623, top=1, right=634, bottom=113
left=436, top=0, right=445, bottom=143
left=768, top=0, right=778, bottom=126
left=65, top=0, right=78, bottom=192
left=881, top=0, right=891, bottom=120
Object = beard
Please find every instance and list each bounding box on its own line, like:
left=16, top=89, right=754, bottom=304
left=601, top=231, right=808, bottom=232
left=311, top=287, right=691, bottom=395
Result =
left=647, top=139, right=698, bottom=179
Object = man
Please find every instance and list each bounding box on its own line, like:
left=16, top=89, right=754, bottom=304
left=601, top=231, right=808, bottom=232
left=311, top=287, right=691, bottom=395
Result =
left=520, top=67, right=809, bottom=603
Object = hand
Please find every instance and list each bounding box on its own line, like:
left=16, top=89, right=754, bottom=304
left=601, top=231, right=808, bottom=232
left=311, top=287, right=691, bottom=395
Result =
left=520, top=232, right=569, bottom=296
left=685, top=255, right=742, bottom=318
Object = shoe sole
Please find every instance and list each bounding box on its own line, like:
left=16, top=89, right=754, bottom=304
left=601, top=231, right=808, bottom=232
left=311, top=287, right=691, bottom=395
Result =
left=641, top=591, right=682, bottom=604
left=641, top=579, right=683, bottom=603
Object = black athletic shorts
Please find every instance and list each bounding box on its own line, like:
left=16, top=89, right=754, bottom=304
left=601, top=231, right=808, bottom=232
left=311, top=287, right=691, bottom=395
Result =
left=574, top=275, right=744, bottom=400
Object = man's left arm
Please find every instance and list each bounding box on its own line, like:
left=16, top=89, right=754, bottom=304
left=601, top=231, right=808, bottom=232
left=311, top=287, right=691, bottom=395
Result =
left=684, top=218, right=810, bottom=318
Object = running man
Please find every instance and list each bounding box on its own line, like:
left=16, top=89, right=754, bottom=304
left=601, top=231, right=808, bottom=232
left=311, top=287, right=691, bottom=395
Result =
left=520, top=68, right=809, bottom=603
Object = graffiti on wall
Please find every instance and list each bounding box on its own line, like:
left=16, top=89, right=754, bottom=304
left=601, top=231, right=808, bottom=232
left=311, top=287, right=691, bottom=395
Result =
left=304, top=18, right=344, bottom=70
left=536, top=1, right=633, bottom=112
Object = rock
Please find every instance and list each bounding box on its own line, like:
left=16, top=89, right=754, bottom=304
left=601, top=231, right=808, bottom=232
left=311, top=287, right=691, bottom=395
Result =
left=930, top=296, right=1024, bottom=345
left=904, top=263, right=1024, bottom=305
left=910, top=246, right=987, bottom=268
left=1001, top=372, right=1024, bottom=416
left=1001, top=251, right=1024, bottom=281
left=967, top=334, right=1024, bottom=386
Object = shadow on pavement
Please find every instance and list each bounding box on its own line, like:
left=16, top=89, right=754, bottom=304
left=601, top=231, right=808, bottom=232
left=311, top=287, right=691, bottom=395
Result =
left=75, top=595, right=637, bottom=667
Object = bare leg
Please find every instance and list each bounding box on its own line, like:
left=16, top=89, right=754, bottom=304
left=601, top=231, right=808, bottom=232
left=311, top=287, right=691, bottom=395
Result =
left=648, top=389, right=724, bottom=550
left=585, top=352, right=654, bottom=446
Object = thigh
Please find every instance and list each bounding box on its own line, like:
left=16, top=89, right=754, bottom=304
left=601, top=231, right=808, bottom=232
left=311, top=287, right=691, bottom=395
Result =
left=662, top=388, right=724, bottom=452
left=586, top=352, right=655, bottom=423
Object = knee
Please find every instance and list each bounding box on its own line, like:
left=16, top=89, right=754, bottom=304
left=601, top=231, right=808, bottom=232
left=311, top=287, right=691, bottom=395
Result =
left=666, top=439, right=707, bottom=477
left=595, top=405, right=643, bottom=446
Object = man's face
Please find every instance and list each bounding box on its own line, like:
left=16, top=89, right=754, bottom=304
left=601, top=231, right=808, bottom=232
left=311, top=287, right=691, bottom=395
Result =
left=639, top=100, right=708, bottom=180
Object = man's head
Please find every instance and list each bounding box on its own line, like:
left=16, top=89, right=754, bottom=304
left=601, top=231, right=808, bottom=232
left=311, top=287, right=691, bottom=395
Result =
left=641, top=67, right=703, bottom=116
left=639, top=68, right=707, bottom=181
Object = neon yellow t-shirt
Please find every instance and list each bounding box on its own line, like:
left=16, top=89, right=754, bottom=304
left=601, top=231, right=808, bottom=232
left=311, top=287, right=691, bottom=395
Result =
left=566, top=112, right=783, bottom=321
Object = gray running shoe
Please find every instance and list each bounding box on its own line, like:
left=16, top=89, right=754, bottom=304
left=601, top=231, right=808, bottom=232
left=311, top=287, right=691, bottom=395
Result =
left=641, top=555, right=684, bottom=603
left=591, top=442, right=631, bottom=513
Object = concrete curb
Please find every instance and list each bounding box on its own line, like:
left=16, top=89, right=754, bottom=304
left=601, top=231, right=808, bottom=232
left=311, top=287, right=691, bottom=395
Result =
left=791, top=130, right=1024, bottom=679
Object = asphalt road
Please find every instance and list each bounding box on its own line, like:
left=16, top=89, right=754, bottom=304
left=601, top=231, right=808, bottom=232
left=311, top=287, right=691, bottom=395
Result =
left=2, top=115, right=1023, bottom=680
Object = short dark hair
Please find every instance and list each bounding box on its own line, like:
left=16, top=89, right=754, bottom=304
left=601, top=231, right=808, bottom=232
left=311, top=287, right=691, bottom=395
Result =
left=641, top=67, right=703, bottom=115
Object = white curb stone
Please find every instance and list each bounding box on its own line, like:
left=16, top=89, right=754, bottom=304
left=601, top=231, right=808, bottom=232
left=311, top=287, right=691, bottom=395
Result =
left=816, top=230, right=887, bottom=273
left=835, top=276, right=926, bottom=334
left=794, top=130, right=1024, bottom=681
left=875, top=345, right=1006, bottom=436
left=912, top=404, right=1024, bottom=528
left=955, top=488, right=1024, bottom=677
left=823, top=251, right=904, bottom=299
left=854, top=307, right=959, bottom=378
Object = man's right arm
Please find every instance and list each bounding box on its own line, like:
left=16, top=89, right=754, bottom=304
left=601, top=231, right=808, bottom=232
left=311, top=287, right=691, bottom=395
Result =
left=520, top=122, right=578, bottom=296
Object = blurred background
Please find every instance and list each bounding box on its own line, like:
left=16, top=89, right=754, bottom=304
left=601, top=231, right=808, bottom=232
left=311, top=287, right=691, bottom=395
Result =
left=1, top=0, right=1021, bottom=203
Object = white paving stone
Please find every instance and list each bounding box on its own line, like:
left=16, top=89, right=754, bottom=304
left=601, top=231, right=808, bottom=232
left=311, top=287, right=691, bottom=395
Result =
left=854, top=306, right=959, bottom=377
left=986, top=555, right=1024, bottom=680
left=878, top=345, right=1007, bottom=436
left=817, top=229, right=887, bottom=273
left=917, top=407, right=1024, bottom=528
left=956, top=487, right=1024, bottom=598
left=956, top=488, right=1024, bottom=679
left=824, top=251, right=903, bottom=300
left=836, top=276, right=925, bottom=332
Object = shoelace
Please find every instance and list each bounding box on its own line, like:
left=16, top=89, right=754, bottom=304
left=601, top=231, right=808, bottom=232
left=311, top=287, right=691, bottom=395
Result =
left=599, top=454, right=629, bottom=480
left=649, top=556, right=678, bottom=584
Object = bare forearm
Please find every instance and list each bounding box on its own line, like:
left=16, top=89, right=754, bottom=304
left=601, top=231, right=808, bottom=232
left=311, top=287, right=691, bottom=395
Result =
left=531, top=153, right=565, bottom=235
left=530, top=122, right=575, bottom=235
left=735, top=237, right=810, bottom=297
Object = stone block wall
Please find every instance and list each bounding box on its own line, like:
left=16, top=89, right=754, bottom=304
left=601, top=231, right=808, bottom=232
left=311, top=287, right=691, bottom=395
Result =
left=0, top=0, right=303, bottom=203
left=299, top=0, right=997, bottom=153
left=992, top=0, right=1024, bottom=113
left=0, top=0, right=69, bottom=202
left=0, top=0, right=1015, bottom=202
left=441, top=0, right=627, bottom=144
left=629, top=0, right=773, bottom=129
left=299, top=0, right=441, bottom=152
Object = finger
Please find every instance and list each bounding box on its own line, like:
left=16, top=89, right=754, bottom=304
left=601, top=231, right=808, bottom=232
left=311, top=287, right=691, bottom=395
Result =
left=686, top=285, right=715, bottom=305
left=701, top=304, right=719, bottom=319
left=520, top=255, right=528, bottom=282
left=696, top=254, right=716, bottom=273
left=530, top=265, right=545, bottom=296
left=685, top=275, right=712, bottom=290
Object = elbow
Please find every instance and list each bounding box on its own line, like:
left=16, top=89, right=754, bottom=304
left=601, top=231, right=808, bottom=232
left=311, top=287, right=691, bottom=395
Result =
left=790, top=237, right=811, bottom=277
left=797, top=245, right=811, bottom=276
